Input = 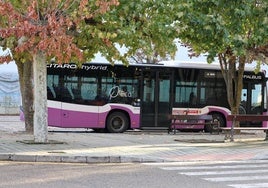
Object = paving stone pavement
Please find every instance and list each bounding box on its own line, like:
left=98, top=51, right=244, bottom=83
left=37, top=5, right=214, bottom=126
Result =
left=1, top=116, right=268, bottom=163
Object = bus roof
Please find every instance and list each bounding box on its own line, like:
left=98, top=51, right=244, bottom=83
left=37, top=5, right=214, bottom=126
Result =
left=88, top=60, right=261, bottom=72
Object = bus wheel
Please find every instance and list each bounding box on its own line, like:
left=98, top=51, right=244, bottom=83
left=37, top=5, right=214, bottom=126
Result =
left=106, top=112, right=129, bottom=133
left=205, top=113, right=225, bottom=133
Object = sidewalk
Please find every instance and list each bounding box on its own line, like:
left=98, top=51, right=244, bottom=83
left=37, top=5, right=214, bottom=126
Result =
left=1, top=116, right=268, bottom=163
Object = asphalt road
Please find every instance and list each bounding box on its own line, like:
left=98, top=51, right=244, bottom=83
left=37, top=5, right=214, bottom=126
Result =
left=2, top=160, right=268, bottom=188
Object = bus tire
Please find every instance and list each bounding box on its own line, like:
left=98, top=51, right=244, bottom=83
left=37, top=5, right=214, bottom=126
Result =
left=204, top=113, right=225, bottom=133
left=106, top=112, right=129, bottom=133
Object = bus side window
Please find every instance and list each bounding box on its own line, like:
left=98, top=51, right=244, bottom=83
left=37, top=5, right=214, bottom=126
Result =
left=53, top=85, right=61, bottom=101
left=47, top=86, right=54, bottom=100
left=72, top=88, right=84, bottom=103
left=62, top=87, right=73, bottom=102
left=189, top=92, right=197, bottom=106
left=72, top=88, right=78, bottom=99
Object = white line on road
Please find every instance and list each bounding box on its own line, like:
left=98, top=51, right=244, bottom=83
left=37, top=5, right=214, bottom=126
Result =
left=180, top=169, right=268, bottom=176
left=204, top=175, right=268, bottom=182
left=229, top=183, right=268, bottom=188
left=161, top=164, right=268, bottom=171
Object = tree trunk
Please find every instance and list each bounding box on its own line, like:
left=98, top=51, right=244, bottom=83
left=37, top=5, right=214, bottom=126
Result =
left=219, top=52, right=246, bottom=128
left=228, top=57, right=239, bottom=115
left=33, top=51, right=48, bottom=143
left=16, top=61, right=34, bottom=133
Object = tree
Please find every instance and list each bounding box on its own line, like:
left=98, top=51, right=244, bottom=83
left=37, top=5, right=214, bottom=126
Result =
left=174, top=0, right=268, bottom=122
left=0, top=0, right=120, bottom=142
left=0, top=0, right=179, bottom=142
left=76, top=0, right=178, bottom=64
left=99, top=0, right=179, bottom=64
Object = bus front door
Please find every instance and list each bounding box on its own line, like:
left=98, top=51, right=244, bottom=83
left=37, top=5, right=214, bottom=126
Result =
left=241, top=83, right=263, bottom=115
left=240, top=82, right=264, bottom=126
left=141, top=70, right=171, bottom=129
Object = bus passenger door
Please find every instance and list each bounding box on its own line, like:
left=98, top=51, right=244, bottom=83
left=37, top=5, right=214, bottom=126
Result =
left=240, top=82, right=264, bottom=127
left=141, top=70, right=171, bottom=128
left=241, top=83, right=263, bottom=115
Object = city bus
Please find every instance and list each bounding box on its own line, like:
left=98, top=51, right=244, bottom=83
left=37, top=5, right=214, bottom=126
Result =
left=46, top=61, right=268, bottom=133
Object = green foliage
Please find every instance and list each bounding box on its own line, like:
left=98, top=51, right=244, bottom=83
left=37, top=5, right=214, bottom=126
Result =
left=76, top=0, right=179, bottom=64
left=0, top=0, right=180, bottom=65
left=174, top=0, right=268, bottom=63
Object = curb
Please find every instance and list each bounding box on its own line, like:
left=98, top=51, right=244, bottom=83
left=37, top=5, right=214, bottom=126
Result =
left=0, top=154, right=165, bottom=164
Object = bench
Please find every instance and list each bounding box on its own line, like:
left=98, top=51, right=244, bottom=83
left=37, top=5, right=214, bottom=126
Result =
left=221, top=114, right=268, bottom=142
left=168, top=114, right=219, bottom=134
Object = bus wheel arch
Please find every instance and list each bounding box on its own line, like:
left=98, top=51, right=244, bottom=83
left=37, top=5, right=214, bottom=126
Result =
left=205, top=112, right=226, bottom=133
left=106, top=110, right=130, bottom=133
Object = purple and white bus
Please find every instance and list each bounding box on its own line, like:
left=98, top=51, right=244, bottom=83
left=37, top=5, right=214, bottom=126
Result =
left=46, top=61, right=268, bottom=133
